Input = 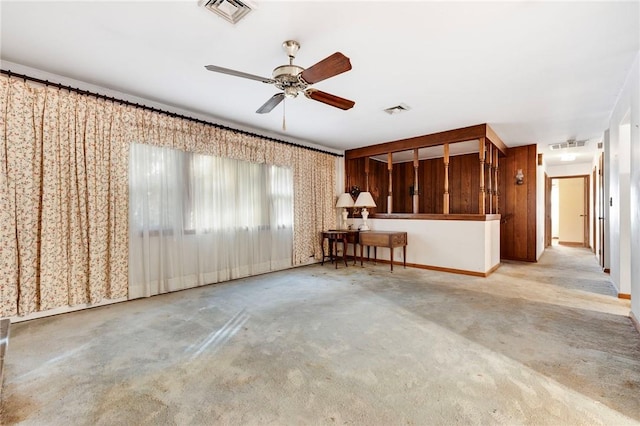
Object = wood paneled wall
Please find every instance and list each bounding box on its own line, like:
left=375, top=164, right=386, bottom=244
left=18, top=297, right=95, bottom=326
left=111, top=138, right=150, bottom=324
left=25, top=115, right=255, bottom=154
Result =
left=418, top=157, right=445, bottom=214
left=499, top=144, right=537, bottom=261
left=347, top=153, right=482, bottom=215
left=345, top=157, right=388, bottom=215
left=369, top=159, right=388, bottom=214
left=391, top=162, right=414, bottom=213
left=449, top=154, right=481, bottom=214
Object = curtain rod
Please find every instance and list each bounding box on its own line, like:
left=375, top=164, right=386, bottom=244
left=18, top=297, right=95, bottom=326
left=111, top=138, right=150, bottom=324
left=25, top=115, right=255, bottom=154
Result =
left=1, top=69, right=342, bottom=158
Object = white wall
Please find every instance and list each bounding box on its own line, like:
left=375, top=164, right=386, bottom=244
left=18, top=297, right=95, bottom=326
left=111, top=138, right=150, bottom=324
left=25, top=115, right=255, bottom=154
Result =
left=603, top=130, right=611, bottom=272
left=546, top=162, right=592, bottom=177
left=631, top=54, right=640, bottom=322
left=351, top=218, right=501, bottom=275
left=607, top=53, right=637, bottom=299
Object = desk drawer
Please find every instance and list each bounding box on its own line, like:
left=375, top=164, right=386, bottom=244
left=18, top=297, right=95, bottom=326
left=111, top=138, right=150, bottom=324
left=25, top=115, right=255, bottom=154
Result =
left=360, top=233, right=389, bottom=246
left=391, top=233, right=407, bottom=246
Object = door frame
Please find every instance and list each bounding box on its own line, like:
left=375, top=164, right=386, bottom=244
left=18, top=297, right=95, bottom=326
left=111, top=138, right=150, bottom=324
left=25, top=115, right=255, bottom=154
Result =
left=545, top=173, right=552, bottom=247
left=598, top=153, right=605, bottom=268
left=592, top=167, right=596, bottom=253
left=552, top=174, right=590, bottom=248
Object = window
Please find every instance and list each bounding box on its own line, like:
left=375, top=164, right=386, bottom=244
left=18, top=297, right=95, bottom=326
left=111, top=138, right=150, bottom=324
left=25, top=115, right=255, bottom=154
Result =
left=130, top=143, right=294, bottom=233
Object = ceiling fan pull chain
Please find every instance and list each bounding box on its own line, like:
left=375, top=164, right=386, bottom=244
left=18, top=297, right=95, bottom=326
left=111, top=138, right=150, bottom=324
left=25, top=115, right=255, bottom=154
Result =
left=282, top=98, right=287, bottom=131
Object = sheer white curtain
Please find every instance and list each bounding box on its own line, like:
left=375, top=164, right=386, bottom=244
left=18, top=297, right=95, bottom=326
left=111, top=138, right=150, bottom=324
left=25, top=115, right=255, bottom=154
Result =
left=129, top=143, right=293, bottom=299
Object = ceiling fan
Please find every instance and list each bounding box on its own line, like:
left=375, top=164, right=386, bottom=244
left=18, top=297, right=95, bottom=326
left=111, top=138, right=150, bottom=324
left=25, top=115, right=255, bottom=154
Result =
left=205, top=40, right=355, bottom=114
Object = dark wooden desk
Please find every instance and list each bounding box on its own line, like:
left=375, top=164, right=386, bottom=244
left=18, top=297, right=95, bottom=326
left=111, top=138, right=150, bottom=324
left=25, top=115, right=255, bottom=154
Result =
left=321, top=231, right=348, bottom=268
left=329, top=229, right=359, bottom=265
left=359, top=231, right=407, bottom=272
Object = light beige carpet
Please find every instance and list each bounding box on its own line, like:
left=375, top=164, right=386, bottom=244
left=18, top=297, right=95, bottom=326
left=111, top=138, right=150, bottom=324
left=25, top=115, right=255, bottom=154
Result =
left=2, top=245, right=639, bottom=425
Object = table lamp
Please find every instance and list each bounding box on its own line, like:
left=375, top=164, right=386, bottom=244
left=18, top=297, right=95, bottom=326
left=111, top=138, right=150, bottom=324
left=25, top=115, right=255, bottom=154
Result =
left=336, top=193, right=355, bottom=229
left=354, top=191, right=376, bottom=231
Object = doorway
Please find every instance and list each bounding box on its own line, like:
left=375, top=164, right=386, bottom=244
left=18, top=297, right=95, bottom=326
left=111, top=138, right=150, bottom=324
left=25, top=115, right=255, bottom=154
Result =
left=551, top=176, right=590, bottom=247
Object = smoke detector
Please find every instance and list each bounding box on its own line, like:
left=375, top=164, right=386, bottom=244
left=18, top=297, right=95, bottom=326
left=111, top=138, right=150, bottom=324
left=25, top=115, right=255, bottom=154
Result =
left=200, top=0, right=257, bottom=24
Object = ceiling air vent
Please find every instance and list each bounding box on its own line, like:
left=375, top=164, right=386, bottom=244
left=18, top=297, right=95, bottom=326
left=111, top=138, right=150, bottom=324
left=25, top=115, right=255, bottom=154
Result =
left=200, top=0, right=256, bottom=24
left=548, top=139, right=587, bottom=150
left=383, top=103, right=411, bottom=115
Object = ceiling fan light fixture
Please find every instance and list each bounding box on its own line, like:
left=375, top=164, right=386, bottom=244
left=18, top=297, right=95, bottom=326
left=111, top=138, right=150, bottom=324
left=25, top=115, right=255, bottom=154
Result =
left=284, top=87, right=299, bottom=99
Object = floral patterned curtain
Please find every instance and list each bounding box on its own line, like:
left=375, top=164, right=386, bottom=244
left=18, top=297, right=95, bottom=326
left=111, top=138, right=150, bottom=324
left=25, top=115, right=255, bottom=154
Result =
left=0, top=75, right=336, bottom=317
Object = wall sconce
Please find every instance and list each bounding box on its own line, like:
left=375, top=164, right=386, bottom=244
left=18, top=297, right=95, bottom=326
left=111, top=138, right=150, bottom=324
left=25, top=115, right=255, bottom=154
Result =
left=515, top=169, right=524, bottom=185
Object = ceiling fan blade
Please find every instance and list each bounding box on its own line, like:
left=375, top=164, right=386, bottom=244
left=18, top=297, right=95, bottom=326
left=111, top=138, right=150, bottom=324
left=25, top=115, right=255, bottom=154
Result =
left=205, top=65, right=275, bottom=84
left=304, top=89, right=355, bottom=110
left=299, top=52, right=352, bottom=85
left=256, top=93, right=285, bottom=114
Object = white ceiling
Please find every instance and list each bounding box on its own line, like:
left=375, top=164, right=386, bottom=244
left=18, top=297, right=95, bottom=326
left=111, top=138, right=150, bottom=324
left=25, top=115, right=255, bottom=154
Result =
left=1, top=1, right=638, bottom=166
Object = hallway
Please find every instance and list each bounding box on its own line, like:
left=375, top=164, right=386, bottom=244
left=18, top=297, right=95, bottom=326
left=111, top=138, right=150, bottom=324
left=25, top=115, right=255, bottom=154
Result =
left=2, top=246, right=638, bottom=425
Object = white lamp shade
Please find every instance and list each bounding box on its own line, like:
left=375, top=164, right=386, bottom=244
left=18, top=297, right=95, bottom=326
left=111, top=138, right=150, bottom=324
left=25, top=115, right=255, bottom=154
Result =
left=336, top=193, right=355, bottom=208
left=354, top=191, right=376, bottom=208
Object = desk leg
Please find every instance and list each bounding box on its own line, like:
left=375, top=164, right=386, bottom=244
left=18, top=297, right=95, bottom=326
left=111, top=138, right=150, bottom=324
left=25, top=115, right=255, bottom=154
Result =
left=373, top=247, right=377, bottom=265
left=390, top=248, right=394, bottom=272
left=333, top=240, right=338, bottom=269
left=353, top=244, right=357, bottom=265
left=321, top=237, right=326, bottom=265
left=342, top=237, right=348, bottom=267
left=403, top=245, right=406, bottom=268
left=360, top=244, right=364, bottom=267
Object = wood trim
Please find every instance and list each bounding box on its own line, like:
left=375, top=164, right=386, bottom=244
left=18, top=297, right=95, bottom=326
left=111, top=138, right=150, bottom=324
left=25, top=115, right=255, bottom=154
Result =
left=483, top=124, right=508, bottom=155
left=545, top=173, right=552, bottom=247
left=599, top=152, right=605, bottom=268
left=630, top=311, right=640, bottom=334
left=345, top=124, right=487, bottom=159
left=584, top=175, right=589, bottom=248
left=371, top=213, right=501, bottom=221
left=490, top=143, right=497, bottom=214
left=413, top=149, right=419, bottom=214
left=553, top=174, right=590, bottom=248
left=618, top=293, right=631, bottom=300
left=551, top=174, right=590, bottom=180
left=345, top=124, right=507, bottom=160
left=364, top=157, right=370, bottom=192
left=494, top=149, right=499, bottom=213
left=387, top=152, right=393, bottom=213
left=592, top=167, right=596, bottom=254
left=367, top=259, right=501, bottom=277
left=479, top=137, right=486, bottom=214
left=444, top=143, right=450, bottom=214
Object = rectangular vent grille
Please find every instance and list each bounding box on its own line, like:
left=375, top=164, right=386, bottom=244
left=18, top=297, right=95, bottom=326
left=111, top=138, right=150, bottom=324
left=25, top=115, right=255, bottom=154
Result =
left=383, top=103, right=411, bottom=115
left=200, top=0, right=255, bottom=24
left=549, top=140, right=587, bottom=150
